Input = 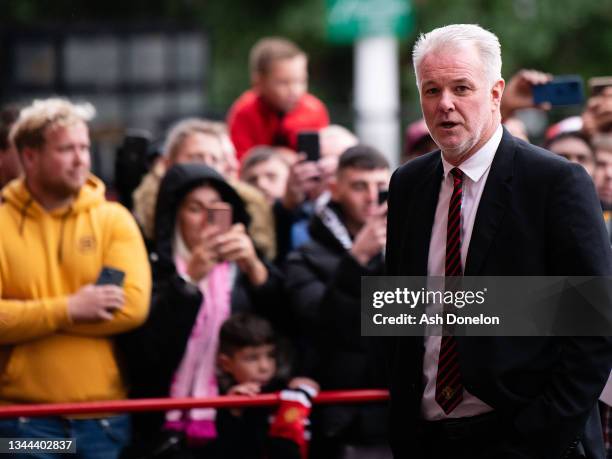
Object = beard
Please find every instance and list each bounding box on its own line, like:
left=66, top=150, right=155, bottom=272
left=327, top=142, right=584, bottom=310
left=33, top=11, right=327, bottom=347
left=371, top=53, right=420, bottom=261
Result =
left=42, top=173, right=86, bottom=200
left=436, top=122, right=487, bottom=165
left=440, top=137, right=478, bottom=163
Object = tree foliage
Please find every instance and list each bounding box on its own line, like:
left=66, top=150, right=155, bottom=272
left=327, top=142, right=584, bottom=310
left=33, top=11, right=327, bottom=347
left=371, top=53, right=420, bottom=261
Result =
left=3, top=0, right=612, bottom=122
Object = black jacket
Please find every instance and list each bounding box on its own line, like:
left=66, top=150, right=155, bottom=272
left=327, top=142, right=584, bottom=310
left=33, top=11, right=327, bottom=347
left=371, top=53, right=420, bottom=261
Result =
left=386, top=130, right=612, bottom=459
left=117, top=163, right=286, bottom=456
left=215, top=379, right=302, bottom=459
left=285, top=203, right=389, bottom=445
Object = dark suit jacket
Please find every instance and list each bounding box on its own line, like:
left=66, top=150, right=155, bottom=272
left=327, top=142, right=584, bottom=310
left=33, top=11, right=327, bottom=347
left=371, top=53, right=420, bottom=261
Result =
left=385, top=129, right=612, bottom=459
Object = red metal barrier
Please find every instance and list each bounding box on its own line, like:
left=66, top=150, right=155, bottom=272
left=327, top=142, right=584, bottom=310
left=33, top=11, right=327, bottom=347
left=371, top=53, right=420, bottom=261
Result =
left=0, top=389, right=389, bottom=418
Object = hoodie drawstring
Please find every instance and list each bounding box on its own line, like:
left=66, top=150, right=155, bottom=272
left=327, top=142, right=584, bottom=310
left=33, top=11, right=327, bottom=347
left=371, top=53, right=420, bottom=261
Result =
left=18, top=197, right=34, bottom=236
left=57, top=207, right=72, bottom=263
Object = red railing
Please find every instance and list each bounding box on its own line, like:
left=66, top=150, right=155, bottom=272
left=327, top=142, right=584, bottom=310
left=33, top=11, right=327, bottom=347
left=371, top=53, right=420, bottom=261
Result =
left=0, top=389, right=389, bottom=418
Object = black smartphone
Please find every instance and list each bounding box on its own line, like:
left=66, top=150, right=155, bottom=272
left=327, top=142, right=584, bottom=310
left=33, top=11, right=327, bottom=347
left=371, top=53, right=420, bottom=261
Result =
left=378, top=190, right=389, bottom=205
left=297, top=131, right=320, bottom=162
left=532, top=75, right=584, bottom=106
left=96, top=267, right=125, bottom=286
left=114, top=129, right=152, bottom=208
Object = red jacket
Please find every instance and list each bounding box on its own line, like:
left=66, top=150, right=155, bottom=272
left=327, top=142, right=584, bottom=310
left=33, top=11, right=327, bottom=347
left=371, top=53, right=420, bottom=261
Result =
left=227, top=90, right=330, bottom=161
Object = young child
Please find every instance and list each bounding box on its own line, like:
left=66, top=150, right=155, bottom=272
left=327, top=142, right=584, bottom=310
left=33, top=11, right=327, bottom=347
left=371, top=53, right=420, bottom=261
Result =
left=227, top=37, right=329, bottom=161
left=216, top=313, right=318, bottom=459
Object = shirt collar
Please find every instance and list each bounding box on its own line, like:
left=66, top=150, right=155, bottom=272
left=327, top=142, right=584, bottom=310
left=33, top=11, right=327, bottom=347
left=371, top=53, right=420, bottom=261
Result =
left=441, top=124, right=503, bottom=183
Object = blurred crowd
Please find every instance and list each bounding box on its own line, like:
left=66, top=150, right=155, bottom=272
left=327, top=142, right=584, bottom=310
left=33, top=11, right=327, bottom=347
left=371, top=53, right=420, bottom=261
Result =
left=1, top=34, right=612, bottom=459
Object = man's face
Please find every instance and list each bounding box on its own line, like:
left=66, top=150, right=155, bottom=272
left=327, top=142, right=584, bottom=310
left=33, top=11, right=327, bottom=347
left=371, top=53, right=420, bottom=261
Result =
left=219, top=344, right=277, bottom=385
left=594, top=149, right=612, bottom=207
left=255, top=55, right=308, bottom=113
left=0, top=142, right=22, bottom=188
left=549, top=136, right=595, bottom=176
left=172, top=132, right=225, bottom=174
left=241, top=157, right=289, bottom=204
left=331, top=167, right=390, bottom=229
left=417, top=45, right=504, bottom=165
left=26, top=121, right=91, bottom=199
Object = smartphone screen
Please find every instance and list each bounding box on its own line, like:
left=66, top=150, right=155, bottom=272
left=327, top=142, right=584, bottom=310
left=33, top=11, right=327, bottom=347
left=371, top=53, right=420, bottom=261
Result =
left=297, top=131, right=320, bottom=162
left=532, top=76, right=584, bottom=106
left=96, top=267, right=125, bottom=286
left=207, top=202, right=233, bottom=232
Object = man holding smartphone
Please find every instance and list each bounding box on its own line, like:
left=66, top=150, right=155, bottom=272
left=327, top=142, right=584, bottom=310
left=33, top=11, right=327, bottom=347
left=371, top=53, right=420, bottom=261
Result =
left=286, top=145, right=391, bottom=457
left=0, top=98, right=151, bottom=458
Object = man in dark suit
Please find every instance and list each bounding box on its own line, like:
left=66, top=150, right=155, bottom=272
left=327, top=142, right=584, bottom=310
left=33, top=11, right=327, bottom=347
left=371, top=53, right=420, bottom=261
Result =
left=385, top=24, right=612, bottom=459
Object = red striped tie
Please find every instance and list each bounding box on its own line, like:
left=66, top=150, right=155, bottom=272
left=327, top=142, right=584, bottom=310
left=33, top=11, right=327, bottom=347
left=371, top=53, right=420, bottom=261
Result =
left=435, top=167, right=464, bottom=414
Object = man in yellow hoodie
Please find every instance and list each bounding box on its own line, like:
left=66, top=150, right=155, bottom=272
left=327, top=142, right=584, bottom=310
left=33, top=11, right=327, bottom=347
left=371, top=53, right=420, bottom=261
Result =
left=0, top=98, right=151, bottom=458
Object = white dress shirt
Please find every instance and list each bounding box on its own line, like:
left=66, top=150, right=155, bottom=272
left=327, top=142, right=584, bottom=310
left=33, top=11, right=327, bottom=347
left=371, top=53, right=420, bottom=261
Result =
left=421, top=125, right=503, bottom=420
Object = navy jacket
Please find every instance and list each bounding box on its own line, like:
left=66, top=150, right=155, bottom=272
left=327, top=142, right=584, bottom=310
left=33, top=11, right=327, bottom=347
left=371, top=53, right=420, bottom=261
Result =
left=385, top=130, right=612, bottom=459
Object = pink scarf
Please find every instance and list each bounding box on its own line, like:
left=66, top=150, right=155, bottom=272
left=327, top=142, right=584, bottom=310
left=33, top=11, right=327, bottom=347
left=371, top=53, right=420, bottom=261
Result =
left=165, top=255, right=232, bottom=445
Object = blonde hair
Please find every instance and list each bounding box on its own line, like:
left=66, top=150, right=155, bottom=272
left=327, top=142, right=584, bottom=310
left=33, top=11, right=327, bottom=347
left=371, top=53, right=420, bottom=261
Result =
left=10, top=98, right=95, bottom=153
left=319, top=124, right=359, bottom=157
left=164, top=118, right=223, bottom=163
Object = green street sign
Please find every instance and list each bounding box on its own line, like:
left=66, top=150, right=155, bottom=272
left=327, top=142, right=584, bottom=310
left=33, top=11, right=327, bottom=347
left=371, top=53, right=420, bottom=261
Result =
left=326, top=0, right=413, bottom=44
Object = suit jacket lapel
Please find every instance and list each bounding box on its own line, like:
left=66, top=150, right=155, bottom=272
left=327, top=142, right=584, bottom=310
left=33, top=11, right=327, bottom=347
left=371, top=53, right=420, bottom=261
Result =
left=404, top=156, right=443, bottom=275
left=464, top=129, right=515, bottom=275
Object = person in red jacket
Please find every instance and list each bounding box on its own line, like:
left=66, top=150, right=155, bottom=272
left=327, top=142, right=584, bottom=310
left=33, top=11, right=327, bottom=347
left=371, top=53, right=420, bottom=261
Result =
left=227, top=36, right=330, bottom=162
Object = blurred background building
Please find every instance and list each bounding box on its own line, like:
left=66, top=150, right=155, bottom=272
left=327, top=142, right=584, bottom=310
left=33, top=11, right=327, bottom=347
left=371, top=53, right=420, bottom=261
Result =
left=1, top=0, right=611, bottom=185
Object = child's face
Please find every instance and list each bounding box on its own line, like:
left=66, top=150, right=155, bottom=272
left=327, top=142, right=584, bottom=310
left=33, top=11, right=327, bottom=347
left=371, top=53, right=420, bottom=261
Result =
left=220, top=344, right=277, bottom=385
left=255, top=55, right=308, bottom=113
left=241, top=157, right=290, bottom=204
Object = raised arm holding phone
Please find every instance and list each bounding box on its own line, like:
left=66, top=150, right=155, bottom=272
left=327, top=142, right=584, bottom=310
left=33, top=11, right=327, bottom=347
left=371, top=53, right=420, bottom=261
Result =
left=118, top=163, right=287, bottom=458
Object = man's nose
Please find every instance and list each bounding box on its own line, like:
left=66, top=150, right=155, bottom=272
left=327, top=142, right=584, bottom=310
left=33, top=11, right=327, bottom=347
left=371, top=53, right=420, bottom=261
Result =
left=438, top=89, right=455, bottom=112
left=74, top=148, right=86, bottom=165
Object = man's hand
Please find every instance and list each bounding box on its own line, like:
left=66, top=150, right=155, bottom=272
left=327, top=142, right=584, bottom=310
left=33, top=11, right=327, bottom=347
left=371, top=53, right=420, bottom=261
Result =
left=282, top=153, right=321, bottom=210
left=310, top=155, right=338, bottom=200
left=501, top=69, right=553, bottom=121
left=185, top=225, right=223, bottom=283
left=68, top=284, right=125, bottom=322
left=350, top=206, right=387, bottom=266
left=217, top=223, right=268, bottom=286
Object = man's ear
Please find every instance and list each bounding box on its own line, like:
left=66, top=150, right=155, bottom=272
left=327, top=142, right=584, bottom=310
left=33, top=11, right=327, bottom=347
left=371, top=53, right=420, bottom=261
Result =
left=491, top=78, right=505, bottom=108
left=20, top=147, right=37, bottom=171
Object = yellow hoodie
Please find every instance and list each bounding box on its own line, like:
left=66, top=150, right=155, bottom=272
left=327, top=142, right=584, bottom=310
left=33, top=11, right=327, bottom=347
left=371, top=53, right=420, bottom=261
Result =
left=0, top=176, right=151, bottom=405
